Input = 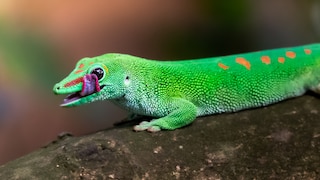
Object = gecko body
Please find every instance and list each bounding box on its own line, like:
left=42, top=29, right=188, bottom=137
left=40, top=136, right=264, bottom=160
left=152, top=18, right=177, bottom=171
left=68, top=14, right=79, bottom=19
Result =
left=53, top=44, right=320, bottom=132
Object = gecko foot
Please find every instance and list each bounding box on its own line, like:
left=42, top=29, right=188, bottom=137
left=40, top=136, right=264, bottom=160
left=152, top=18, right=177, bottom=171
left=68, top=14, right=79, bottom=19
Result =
left=133, top=121, right=161, bottom=132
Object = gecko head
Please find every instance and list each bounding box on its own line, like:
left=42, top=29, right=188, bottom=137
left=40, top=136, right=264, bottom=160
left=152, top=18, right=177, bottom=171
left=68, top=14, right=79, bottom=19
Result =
left=53, top=54, right=127, bottom=107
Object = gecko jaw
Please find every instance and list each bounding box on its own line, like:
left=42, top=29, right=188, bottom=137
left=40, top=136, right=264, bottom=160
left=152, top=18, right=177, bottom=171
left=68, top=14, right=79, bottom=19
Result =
left=60, top=92, right=82, bottom=106
left=60, top=74, right=103, bottom=106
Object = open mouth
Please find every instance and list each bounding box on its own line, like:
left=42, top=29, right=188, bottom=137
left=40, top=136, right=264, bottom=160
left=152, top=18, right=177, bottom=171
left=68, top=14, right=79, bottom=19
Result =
left=61, top=74, right=102, bottom=106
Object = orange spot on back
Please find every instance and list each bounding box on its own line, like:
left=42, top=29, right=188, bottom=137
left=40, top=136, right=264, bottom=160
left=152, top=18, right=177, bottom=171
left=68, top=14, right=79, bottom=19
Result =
left=89, top=62, right=94, bottom=65
left=261, top=56, right=271, bottom=65
left=236, top=57, right=251, bottom=70
left=218, top=62, right=229, bottom=70
left=78, top=63, right=84, bottom=68
left=278, top=57, right=285, bottom=63
left=64, top=77, right=83, bottom=87
left=75, top=70, right=84, bottom=74
left=285, top=51, right=296, bottom=59
left=304, top=49, right=312, bottom=55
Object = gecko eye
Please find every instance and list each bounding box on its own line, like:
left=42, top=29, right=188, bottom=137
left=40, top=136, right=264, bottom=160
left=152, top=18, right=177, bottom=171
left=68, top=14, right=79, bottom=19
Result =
left=90, top=67, right=105, bottom=80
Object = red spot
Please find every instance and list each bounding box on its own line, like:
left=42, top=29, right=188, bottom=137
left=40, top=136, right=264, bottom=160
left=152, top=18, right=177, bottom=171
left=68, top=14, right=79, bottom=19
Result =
left=285, top=51, right=296, bottom=59
left=64, top=77, right=83, bottom=87
left=236, top=57, right=251, bottom=70
left=75, top=70, right=83, bottom=74
left=218, top=62, right=229, bottom=70
left=78, top=63, right=84, bottom=68
left=261, top=56, right=271, bottom=65
left=304, top=49, right=312, bottom=55
left=278, top=57, right=285, bottom=64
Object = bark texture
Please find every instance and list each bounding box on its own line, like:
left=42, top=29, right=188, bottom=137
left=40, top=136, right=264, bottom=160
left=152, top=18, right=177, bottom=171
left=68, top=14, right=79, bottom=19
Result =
left=0, top=95, right=319, bottom=179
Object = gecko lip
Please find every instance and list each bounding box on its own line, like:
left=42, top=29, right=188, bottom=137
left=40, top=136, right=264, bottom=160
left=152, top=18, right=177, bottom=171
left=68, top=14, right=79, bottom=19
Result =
left=61, top=74, right=103, bottom=106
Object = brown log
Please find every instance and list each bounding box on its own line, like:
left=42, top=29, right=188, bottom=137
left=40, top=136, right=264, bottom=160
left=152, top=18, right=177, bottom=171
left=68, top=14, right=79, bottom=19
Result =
left=0, top=95, right=319, bottom=179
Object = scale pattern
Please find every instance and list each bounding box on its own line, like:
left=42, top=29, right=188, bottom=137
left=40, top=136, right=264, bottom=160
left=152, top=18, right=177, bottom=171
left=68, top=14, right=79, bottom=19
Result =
left=53, top=44, right=320, bottom=132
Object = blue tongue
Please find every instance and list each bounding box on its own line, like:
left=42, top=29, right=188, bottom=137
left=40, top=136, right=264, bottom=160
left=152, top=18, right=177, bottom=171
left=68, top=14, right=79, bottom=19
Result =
left=80, top=74, right=101, bottom=96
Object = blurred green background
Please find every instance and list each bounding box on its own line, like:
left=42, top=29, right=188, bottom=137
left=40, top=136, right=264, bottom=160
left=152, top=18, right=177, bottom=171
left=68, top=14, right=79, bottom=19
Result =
left=0, top=0, right=319, bottom=165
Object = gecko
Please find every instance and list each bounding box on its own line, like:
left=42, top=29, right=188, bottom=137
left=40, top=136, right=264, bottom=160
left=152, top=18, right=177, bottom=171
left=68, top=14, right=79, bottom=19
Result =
left=53, top=44, right=320, bottom=132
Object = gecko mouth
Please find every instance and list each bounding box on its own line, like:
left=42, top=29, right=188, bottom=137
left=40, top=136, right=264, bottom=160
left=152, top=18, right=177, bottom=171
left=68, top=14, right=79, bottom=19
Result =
left=61, top=74, right=103, bottom=106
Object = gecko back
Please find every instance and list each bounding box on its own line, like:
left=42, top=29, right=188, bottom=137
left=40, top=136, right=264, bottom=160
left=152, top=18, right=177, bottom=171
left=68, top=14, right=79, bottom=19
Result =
left=53, top=43, right=320, bottom=132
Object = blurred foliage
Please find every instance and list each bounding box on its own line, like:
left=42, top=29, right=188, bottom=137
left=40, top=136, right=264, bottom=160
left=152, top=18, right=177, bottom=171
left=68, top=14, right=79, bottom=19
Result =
left=0, top=21, right=60, bottom=88
left=200, top=0, right=248, bottom=25
left=161, top=1, right=250, bottom=59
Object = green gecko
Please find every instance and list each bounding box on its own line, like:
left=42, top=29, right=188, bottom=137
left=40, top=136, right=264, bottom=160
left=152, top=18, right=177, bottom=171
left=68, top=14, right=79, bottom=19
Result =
left=53, top=44, right=320, bottom=132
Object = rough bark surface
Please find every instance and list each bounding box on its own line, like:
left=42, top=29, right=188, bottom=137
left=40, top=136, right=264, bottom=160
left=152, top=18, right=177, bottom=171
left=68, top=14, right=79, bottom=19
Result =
left=0, top=95, right=319, bottom=179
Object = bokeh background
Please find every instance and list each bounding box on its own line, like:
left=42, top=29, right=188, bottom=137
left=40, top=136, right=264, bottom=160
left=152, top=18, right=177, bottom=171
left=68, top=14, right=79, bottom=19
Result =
left=0, top=0, right=319, bottom=165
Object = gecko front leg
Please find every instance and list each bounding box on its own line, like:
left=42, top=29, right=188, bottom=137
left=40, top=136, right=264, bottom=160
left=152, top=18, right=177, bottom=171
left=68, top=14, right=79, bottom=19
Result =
left=133, top=98, right=197, bottom=132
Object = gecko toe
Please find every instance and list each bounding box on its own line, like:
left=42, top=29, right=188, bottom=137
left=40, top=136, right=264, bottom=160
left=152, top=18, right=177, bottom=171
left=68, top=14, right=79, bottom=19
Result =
left=133, top=125, right=147, bottom=131
left=133, top=121, right=149, bottom=131
left=147, top=126, right=161, bottom=132
left=133, top=121, right=161, bottom=132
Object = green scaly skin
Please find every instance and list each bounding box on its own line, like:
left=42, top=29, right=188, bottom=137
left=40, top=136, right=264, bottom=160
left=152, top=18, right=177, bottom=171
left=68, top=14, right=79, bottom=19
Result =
left=53, top=44, right=320, bottom=132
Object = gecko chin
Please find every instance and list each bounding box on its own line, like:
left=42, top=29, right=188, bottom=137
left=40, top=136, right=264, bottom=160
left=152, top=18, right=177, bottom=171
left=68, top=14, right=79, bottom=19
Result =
left=60, top=74, right=105, bottom=107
